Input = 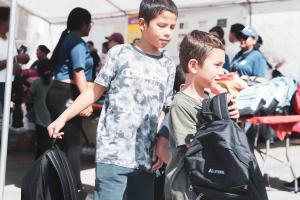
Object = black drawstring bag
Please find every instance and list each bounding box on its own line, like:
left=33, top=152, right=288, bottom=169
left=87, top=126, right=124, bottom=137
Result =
left=184, top=93, right=268, bottom=200
left=21, top=139, right=78, bottom=200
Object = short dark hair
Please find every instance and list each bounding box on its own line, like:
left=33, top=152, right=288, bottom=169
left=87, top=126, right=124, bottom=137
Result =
left=87, top=41, right=94, bottom=46
left=138, top=0, right=178, bottom=25
left=230, top=23, right=245, bottom=40
left=179, top=30, right=224, bottom=73
left=38, top=45, right=50, bottom=55
left=0, top=7, right=10, bottom=21
left=209, top=26, right=224, bottom=39
left=173, top=65, right=185, bottom=92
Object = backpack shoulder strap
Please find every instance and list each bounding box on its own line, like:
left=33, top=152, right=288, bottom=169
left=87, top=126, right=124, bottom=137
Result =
left=201, top=93, right=230, bottom=121
left=46, top=148, right=79, bottom=200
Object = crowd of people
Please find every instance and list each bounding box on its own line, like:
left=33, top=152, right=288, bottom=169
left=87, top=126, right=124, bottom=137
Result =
left=0, top=0, right=298, bottom=199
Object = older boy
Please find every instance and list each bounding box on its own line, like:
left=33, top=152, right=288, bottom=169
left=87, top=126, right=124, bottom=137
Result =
left=47, top=0, right=178, bottom=199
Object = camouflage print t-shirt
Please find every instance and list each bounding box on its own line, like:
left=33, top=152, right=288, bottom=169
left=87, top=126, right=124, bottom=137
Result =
left=94, top=44, right=176, bottom=170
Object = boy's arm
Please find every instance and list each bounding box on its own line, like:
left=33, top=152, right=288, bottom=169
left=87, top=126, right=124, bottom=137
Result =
left=73, top=70, right=93, bottom=117
left=48, top=83, right=106, bottom=138
left=157, top=111, right=166, bottom=132
left=152, top=111, right=168, bottom=170
left=71, top=44, right=93, bottom=116
left=152, top=61, right=176, bottom=169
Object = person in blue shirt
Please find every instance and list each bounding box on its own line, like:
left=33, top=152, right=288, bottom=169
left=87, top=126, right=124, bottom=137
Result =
left=46, top=7, right=93, bottom=192
left=230, top=27, right=267, bottom=77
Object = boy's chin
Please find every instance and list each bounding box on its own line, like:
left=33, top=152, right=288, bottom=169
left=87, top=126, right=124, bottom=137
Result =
left=210, top=82, right=217, bottom=88
left=156, top=43, right=168, bottom=49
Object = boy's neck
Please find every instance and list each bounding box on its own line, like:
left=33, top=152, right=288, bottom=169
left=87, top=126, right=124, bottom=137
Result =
left=182, top=84, right=207, bottom=102
left=136, top=38, right=161, bottom=56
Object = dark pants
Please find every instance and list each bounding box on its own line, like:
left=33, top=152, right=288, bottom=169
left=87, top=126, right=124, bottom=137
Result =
left=35, top=124, right=52, bottom=159
left=46, top=81, right=83, bottom=189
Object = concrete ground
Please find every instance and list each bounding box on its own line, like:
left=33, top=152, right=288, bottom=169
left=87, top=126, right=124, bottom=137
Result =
left=2, top=131, right=300, bottom=200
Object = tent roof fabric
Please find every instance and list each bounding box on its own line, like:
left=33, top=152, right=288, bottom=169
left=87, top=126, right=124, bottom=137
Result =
left=1, top=0, right=280, bottom=23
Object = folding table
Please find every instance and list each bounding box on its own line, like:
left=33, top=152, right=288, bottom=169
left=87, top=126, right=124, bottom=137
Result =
left=246, top=115, right=300, bottom=193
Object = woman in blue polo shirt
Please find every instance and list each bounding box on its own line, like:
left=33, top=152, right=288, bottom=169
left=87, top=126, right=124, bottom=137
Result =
left=46, top=7, right=93, bottom=191
left=230, top=27, right=267, bottom=77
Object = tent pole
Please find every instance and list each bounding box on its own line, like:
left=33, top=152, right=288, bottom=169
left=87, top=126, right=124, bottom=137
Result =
left=247, top=0, right=252, bottom=26
left=105, top=0, right=127, bottom=15
left=0, top=0, right=18, bottom=199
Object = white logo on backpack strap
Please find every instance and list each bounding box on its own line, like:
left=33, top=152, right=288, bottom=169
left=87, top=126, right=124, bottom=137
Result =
left=208, top=168, right=225, bottom=175
left=196, top=193, right=204, bottom=200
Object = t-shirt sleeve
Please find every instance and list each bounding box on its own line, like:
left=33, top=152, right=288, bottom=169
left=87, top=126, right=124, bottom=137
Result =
left=170, top=103, right=197, bottom=147
left=94, top=45, right=121, bottom=88
left=164, top=60, right=176, bottom=107
left=157, top=112, right=170, bottom=139
left=252, top=53, right=267, bottom=77
left=70, top=43, right=86, bottom=71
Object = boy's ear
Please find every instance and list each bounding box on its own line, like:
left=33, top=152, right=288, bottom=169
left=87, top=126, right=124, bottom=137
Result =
left=179, top=84, right=185, bottom=91
left=139, top=18, right=146, bottom=32
left=188, top=59, right=199, bottom=74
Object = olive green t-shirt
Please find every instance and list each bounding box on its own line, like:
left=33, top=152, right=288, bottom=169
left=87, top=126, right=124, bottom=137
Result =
left=165, top=92, right=204, bottom=200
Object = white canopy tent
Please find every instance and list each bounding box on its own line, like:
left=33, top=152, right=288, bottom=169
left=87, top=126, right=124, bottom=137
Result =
left=1, top=0, right=297, bottom=78
left=0, top=0, right=300, bottom=198
left=8, top=0, right=278, bottom=23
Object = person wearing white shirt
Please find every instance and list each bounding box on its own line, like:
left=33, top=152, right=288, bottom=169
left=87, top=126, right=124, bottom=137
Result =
left=0, top=7, right=29, bottom=113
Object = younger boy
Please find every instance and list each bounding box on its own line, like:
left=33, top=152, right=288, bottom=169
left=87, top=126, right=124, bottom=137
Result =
left=165, top=30, right=239, bottom=200
left=47, top=0, right=178, bottom=200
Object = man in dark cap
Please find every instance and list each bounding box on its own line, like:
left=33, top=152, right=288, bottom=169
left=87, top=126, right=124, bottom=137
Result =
left=105, top=32, right=124, bottom=50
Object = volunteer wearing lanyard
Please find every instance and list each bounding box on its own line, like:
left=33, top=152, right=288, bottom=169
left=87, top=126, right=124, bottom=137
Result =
left=230, top=27, right=267, bottom=77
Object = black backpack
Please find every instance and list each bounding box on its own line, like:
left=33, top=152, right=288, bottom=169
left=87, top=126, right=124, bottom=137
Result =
left=21, top=142, right=78, bottom=200
left=184, top=93, right=268, bottom=200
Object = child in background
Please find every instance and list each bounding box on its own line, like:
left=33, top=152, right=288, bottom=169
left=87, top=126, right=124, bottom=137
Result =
left=29, top=59, right=53, bottom=159
left=47, top=0, right=178, bottom=199
left=165, top=30, right=239, bottom=200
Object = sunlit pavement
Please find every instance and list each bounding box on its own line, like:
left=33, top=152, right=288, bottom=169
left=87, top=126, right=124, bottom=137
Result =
left=3, top=133, right=300, bottom=200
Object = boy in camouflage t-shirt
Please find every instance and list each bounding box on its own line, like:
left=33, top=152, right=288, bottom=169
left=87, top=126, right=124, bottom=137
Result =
left=47, top=0, right=178, bottom=199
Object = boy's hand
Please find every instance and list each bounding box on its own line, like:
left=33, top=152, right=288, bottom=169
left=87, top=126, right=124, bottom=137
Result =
left=152, top=136, right=169, bottom=171
left=47, top=119, right=66, bottom=139
left=80, top=105, right=93, bottom=117
left=227, top=95, right=239, bottom=119
left=156, top=136, right=169, bottom=163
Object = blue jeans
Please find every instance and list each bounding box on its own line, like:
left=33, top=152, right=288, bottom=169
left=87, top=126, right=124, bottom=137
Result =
left=94, top=163, right=155, bottom=200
